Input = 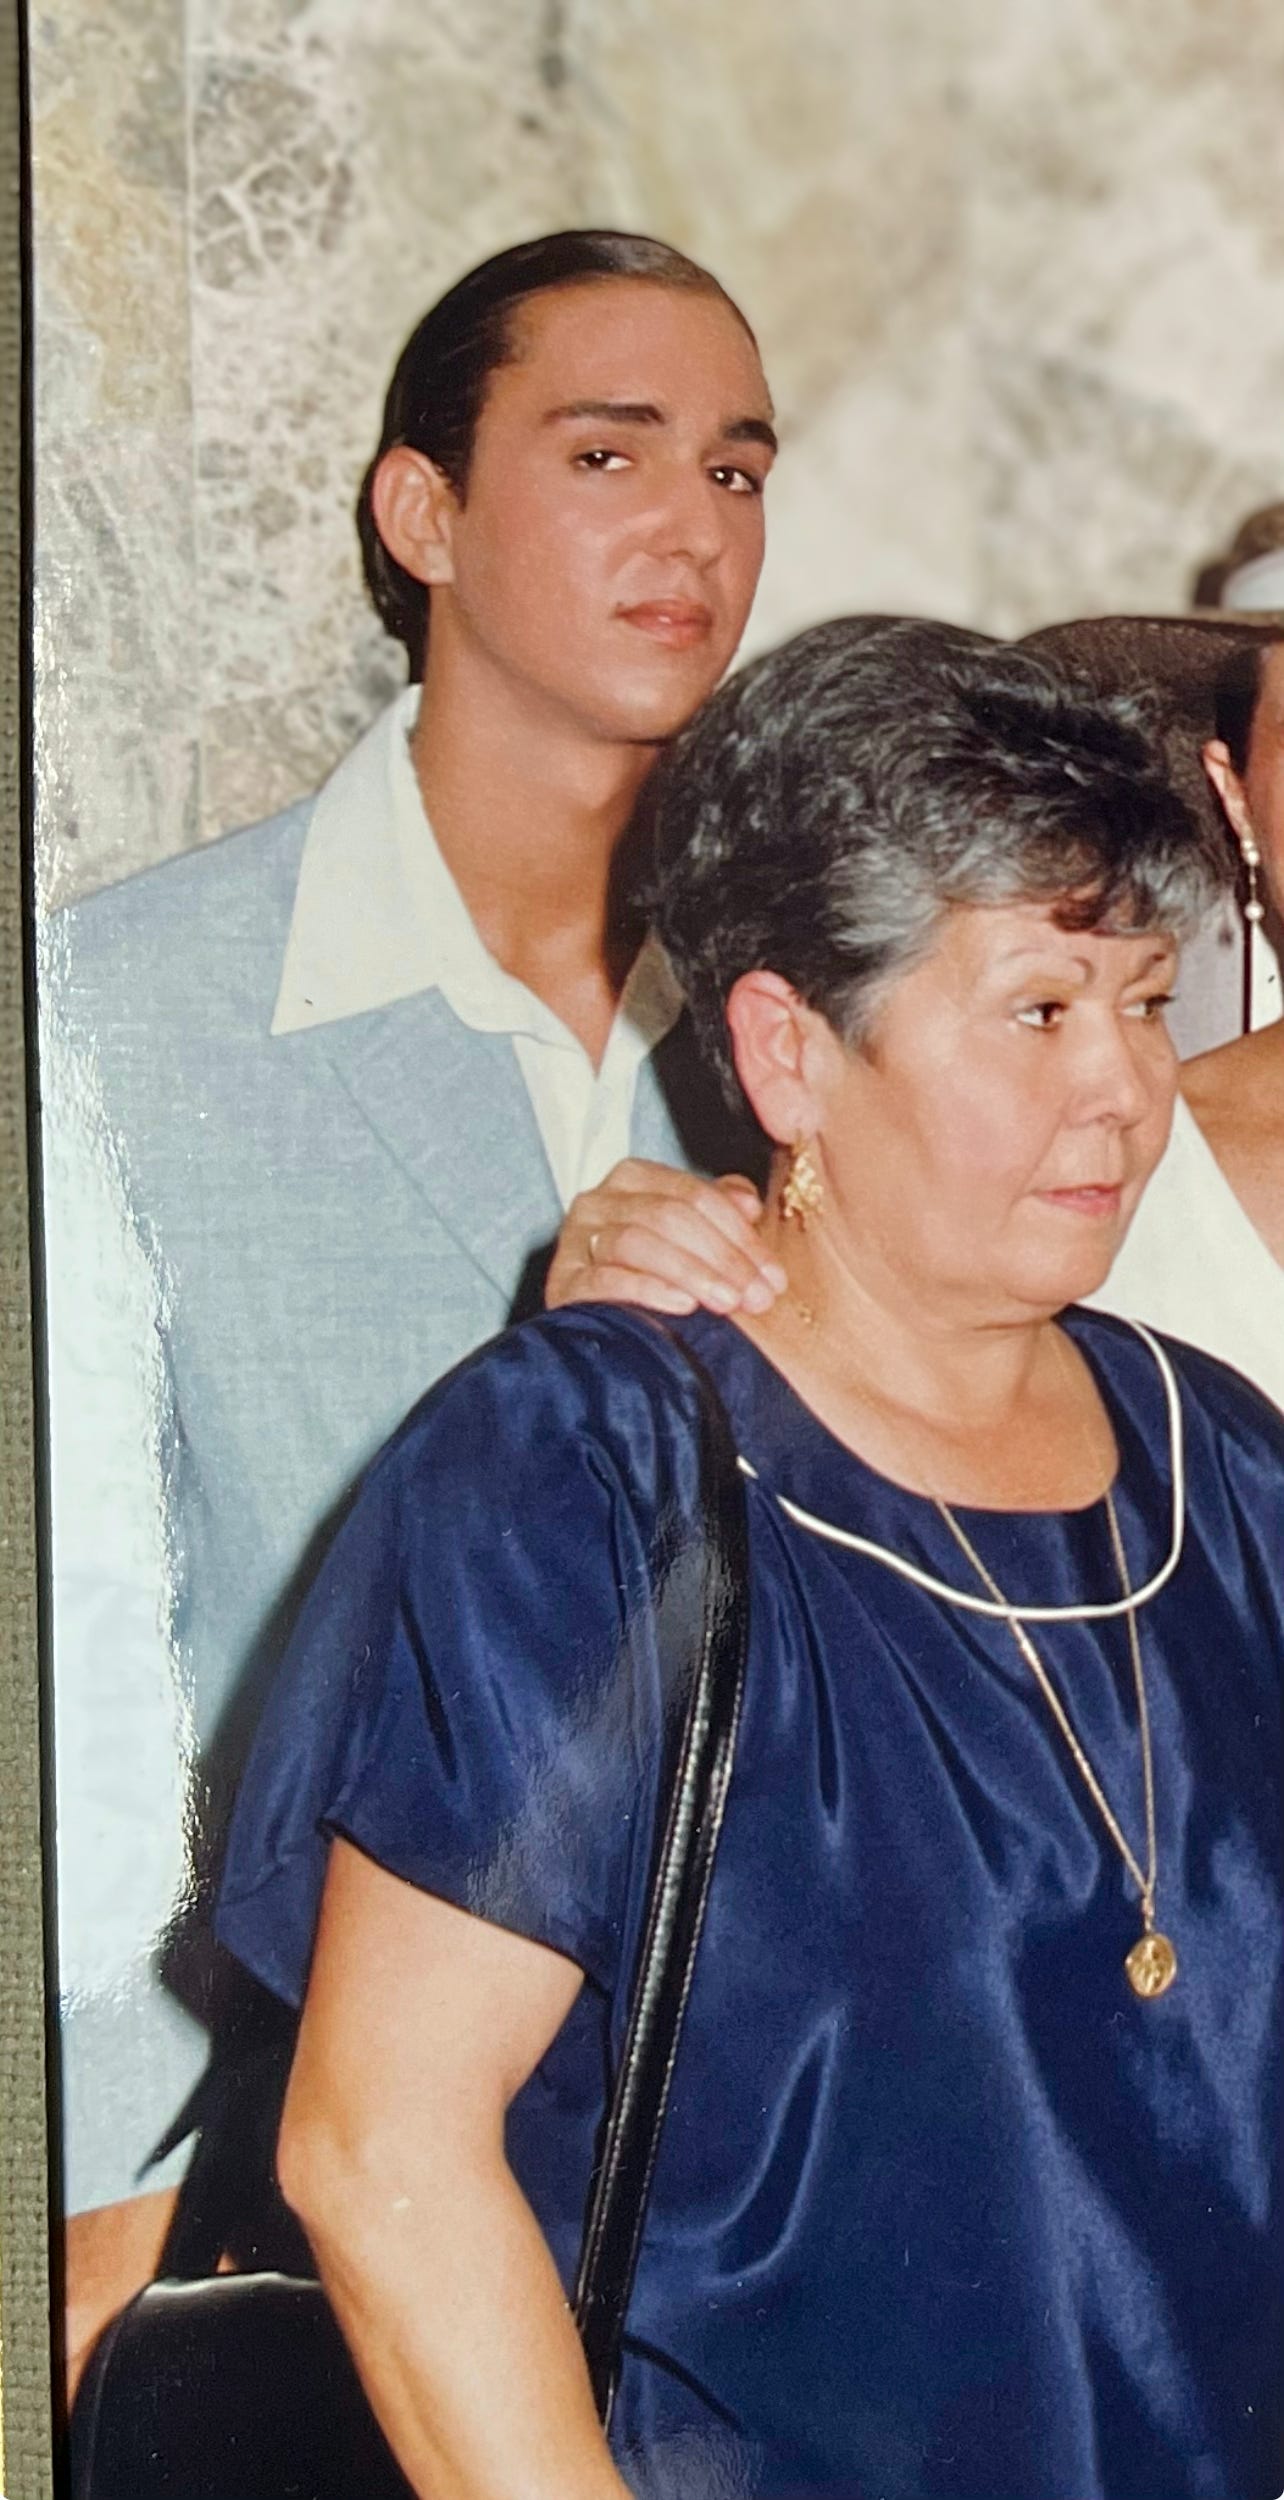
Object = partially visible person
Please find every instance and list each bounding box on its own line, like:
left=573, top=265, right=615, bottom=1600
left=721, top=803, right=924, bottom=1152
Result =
left=48, top=226, right=779, bottom=2384
left=1195, top=497, right=1284, bottom=617
left=1099, top=632, right=1284, bottom=1405
left=1192, top=498, right=1284, bottom=1035
left=219, top=617, right=1283, bottom=2500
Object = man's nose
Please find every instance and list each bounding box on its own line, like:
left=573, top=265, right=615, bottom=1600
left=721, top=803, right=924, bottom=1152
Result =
left=648, top=464, right=727, bottom=566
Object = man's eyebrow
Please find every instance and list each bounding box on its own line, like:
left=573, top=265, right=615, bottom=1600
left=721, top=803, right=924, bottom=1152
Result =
left=542, top=398, right=778, bottom=455
left=724, top=416, right=779, bottom=455
left=543, top=399, right=666, bottom=427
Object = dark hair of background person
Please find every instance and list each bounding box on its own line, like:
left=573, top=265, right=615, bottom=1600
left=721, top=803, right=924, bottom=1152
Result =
left=1212, top=642, right=1265, bottom=777
left=1192, top=498, right=1284, bottom=610
left=1199, top=497, right=1284, bottom=775
left=647, top=615, right=1217, bottom=1108
left=357, top=230, right=757, bottom=680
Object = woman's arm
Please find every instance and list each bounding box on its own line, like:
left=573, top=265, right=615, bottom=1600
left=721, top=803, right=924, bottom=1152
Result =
left=279, top=1837, right=633, bottom=2500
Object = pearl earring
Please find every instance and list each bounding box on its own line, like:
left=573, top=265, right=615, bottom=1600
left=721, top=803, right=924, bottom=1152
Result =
left=1239, top=828, right=1266, bottom=924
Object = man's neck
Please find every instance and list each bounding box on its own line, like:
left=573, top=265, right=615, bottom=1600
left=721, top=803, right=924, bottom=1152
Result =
left=407, top=642, right=658, bottom=1062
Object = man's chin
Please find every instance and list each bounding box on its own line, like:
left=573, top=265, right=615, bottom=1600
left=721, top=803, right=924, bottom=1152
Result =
left=598, top=690, right=727, bottom=748
left=584, top=646, right=741, bottom=747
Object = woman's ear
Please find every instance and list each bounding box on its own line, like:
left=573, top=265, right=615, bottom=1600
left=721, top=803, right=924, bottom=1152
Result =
left=369, top=446, right=458, bottom=589
left=725, top=971, right=829, bottom=1147
left=1202, top=736, right=1255, bottom=847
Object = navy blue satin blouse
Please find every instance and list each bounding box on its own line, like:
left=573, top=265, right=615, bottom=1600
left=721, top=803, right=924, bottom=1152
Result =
left=218, top=1306, right=1284, bottom=2500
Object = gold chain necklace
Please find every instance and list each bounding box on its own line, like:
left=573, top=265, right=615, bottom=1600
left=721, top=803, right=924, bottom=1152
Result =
left=934, top=1490, right=1178, bottom=2001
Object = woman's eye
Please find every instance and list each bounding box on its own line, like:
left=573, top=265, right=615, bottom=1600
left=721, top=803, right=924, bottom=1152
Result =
left=709, top=464, right=763, bottom=496
left=573, top=447, right=630, bottom=472
left=1123, top=992, right=1176, bottom=1021
left=1015, top=1000, right=1066, bottom=1030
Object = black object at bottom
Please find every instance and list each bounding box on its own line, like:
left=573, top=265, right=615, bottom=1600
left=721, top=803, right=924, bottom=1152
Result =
left=71, top=2273, right=415, bottom=2500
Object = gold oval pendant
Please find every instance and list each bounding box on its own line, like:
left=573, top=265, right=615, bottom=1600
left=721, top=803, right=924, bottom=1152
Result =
left=1125, top=1930, right=1178, bottom=1999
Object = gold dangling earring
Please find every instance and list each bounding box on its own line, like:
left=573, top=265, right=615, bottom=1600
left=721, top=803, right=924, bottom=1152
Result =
left=1239, top=827, right=1266, bottom=925
left=780, top=1138, right=824, bottom=1228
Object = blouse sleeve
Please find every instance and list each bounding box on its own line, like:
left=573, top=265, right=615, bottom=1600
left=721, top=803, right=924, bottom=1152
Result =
left=217, top=1311, right=705, bottom=2007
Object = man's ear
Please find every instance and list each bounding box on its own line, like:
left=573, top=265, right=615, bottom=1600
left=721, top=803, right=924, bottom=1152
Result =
left=1202, top=736, right=1254, bottom=846
left=725, top=970, right=829, bottom=1147
left=369, top=447, right=458, bottom=589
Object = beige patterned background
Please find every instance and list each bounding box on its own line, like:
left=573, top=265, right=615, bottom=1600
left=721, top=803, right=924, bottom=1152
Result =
left=29, top=0, right=1284, bottom=906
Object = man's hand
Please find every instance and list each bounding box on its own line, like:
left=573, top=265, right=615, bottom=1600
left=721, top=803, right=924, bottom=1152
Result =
left=546, top=1160, right=786, bottom=1317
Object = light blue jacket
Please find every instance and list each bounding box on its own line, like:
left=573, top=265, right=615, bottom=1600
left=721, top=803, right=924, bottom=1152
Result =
left=49, top=790, right=757, bottom=2209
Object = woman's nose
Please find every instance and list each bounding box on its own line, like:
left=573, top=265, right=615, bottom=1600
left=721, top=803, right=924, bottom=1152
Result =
left=1074, top=1017, right=1169, bottom=1128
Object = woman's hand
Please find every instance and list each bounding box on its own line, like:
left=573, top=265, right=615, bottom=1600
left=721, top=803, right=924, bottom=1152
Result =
left=547, top=1160, right=787, bottom=1317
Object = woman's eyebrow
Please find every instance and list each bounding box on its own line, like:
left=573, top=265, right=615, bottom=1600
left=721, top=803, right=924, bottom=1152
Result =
left=992, top=940, right=1177, bottom=983
left=989, top=949, right=1093, bottom=981
left=1126, top=942, right=1181, bottom=976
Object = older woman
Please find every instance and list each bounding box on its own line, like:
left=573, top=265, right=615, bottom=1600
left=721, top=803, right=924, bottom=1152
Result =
left=218, top=618, right=1283, bottom=2500
left=551, top=615, right=1284, bottom=1420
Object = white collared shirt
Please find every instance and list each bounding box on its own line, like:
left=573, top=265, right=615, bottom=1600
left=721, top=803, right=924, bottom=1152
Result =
left=272, top=686, right=683, bottom=1206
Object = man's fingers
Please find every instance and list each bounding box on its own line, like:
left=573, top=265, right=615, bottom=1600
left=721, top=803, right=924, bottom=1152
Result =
left=585, top=1176, right=781, bottom=1281
left=585, top=1162, right=767, bottom=1235
left=578, top=1265, right=699, bottom=1316
left=603, top=1209, right=780, bottom=1306
left=547, top=1160, right=785, bottom=1316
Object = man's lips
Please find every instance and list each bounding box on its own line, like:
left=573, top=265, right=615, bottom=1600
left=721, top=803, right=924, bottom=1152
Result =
left=616, top=600, right=715, bottom=648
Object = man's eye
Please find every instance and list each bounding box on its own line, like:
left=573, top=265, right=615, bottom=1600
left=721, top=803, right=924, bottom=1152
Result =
left=1015, top=1000, right=1066, bottom=1030
left=1123, top=992, right=1176, bottom=1021
left=710, top=464, right=763, bottom=495
left=573, top=447, right=630, bottom=472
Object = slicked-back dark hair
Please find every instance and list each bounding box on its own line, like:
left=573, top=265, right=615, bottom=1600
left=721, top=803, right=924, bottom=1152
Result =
left=357, top=230, right=756, bottom=680
left=648, top=615, right=1218, bottom=1104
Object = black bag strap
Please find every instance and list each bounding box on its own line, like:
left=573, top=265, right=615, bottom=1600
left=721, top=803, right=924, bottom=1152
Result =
left=572, top=1324, right=750, bottom=2424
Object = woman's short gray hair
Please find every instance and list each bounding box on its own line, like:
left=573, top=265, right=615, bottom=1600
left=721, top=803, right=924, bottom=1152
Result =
left=647, top=615, right=1220, bottom=1101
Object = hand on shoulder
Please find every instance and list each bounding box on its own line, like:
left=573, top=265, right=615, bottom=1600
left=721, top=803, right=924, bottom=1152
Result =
left=545, top=1159, right=787, bottom=1318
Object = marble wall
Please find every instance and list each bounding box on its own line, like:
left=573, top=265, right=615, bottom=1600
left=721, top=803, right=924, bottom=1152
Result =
left=29, top=0, right=1284, bottom=903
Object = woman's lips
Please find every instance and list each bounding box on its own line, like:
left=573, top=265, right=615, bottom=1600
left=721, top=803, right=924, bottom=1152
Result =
left=1038, top=1184, right=1124, bottom=1218
left=617, top=600, right=714, bottom=648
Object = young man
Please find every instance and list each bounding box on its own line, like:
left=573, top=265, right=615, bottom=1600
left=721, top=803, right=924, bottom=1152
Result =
left=51, top=230, right=780, bottom=2376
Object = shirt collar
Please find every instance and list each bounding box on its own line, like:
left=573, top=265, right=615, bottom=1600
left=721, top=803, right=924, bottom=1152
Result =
left=270, top=686, right=683, bottom=1061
